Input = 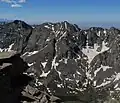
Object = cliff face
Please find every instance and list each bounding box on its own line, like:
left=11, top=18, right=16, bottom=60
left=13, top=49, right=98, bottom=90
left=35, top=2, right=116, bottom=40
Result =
left=0, top=20, right=120, bottom=102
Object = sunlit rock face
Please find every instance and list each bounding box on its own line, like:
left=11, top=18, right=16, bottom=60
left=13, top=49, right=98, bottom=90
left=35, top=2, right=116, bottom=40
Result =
left=1, top=20, right=120, bottom=102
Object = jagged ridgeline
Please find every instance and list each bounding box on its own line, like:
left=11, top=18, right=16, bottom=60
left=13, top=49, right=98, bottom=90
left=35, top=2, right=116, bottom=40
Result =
left=0, top=20, right=120, bottom=103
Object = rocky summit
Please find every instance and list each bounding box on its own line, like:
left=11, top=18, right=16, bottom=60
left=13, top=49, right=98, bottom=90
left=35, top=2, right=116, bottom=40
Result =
left=0, top=20, right=120, bottom=103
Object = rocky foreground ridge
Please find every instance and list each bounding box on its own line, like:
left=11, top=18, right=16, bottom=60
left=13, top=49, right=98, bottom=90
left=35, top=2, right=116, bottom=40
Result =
left=0, top=20, right=120, bottom=103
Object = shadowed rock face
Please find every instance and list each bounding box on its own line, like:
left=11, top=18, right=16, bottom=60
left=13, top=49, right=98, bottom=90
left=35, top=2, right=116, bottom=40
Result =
left=0, top=52, right=61, bottom=103
left=0, top=53, right=32, bottom=103
left=1, top=20, right=120, bottom=102
left=0, top=53, right=28, bottom=76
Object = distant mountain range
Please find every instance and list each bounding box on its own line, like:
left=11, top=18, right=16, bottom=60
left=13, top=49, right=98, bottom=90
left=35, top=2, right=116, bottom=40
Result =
left=0, top=19, right=13, bottom=24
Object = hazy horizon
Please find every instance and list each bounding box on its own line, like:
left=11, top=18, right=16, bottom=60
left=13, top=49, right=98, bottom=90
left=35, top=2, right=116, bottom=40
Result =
left=1, top=0, right=120, bottom=27
left=1, top=18, right=120, bottom=29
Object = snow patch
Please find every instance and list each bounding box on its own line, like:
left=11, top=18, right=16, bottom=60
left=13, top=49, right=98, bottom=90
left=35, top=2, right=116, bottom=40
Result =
left=37, top=81, right=43, bottom=86
left=94, top=67, right=101, bottom=77
left=93, top=81, right=97, bottom=86
left=8, top=43, right=14, bottom=51
left=94, top=65, right=112, bottom=77
left=32, top=26, right=35, bottom=29
left=57, top=84, right=64, bottom=88
left=86, top=71, right=92, bottom=80
left=46, top=38, right=50, bottom=42
left=51, top=55, right=59, bottom=69
left=0, top=48, right=4, bottom=52
left=28, top=51, right=39, bottom=56
left=44, top=25, right=50, bottom=29
left=41, top=62, right=47, bottom=68
left=47, top=88, right=51, bottom=93
left=0, top=43, right=14, bottom=52
left=57, top=70, right=62, bottom=80
left=57, top=84, right=61, bottom=88
left=66, top=78, right=74, bottom=82
left=103, top=30, right=107, bottom=35
left=75, top=88, right=85, bottom=92
left=82, top=44, right=99, bottom=63
left=52, top=25, right=55, bottom=31
left=76, top=80, right=79, bottom=83
left=29, top=73, right=34, bottom=76
left=114, top=73, right=120, bottom=82
left=64, top=58, right=68, bottom=64
left=96, top=80, right=111, bottom=88
left=40, top=70, right=50, bottom=77
left=28, top=63, right=34, bottom=66
left=65, top=22, right=67, bottom=29
left=101, top=65, right=112, bottom=71
left=76, top=71, right=81, bottom=75
left=100, top=41, right=109, bottom=52
left=115, top=87, right=120, bottom=91
left=114, top=83, right=118, bottom=88
left=73, top=74, right=75, bottom=78
left=82, top=41, right=109, bottom=63
left=35, top=78, right=43, bottom=86
left=55, top=30, right=60, bottom=35
left=97, top=31, right=101, bottom=36
left=84, top=31, right=87, bottom=34
left=58, top=31, right=67, bottom=40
